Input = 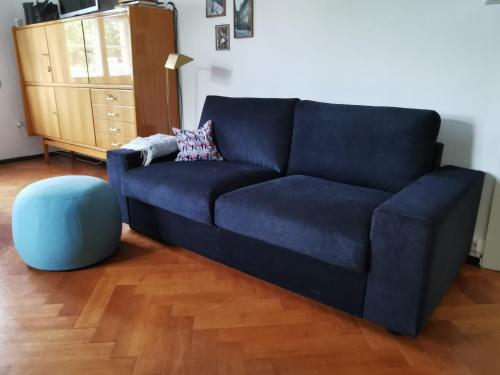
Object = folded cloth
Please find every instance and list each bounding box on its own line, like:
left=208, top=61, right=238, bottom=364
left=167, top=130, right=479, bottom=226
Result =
left=122, top=134, right=178, bottom=166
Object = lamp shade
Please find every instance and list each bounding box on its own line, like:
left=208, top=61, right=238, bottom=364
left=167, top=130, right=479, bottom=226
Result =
left=165, top=53, right=194, bottom=70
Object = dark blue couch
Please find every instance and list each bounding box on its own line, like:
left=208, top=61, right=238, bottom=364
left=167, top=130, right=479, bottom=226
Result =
left=107, top=96, right=484, bottom=336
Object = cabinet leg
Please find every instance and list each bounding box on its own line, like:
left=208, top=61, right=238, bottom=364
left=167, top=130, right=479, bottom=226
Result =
left=43, top=142, right=49, bottom=163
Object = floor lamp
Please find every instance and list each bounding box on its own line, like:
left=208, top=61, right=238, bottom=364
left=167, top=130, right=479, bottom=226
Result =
left=165, top=53, right=194, bottom=131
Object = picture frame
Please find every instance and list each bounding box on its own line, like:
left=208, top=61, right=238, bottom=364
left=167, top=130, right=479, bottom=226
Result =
left=215, top=24, right=230, bottom=51
left=234, top=0, right=254, bottom=38
left=206, top=0, right=226, bottom=18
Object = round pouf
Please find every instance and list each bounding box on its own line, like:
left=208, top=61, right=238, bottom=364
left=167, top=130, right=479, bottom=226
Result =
left=12, top=176, right=122, bottom=271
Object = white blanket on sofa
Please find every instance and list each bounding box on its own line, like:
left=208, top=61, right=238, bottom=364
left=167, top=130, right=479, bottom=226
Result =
left=122, top=134, right=178, bottom=166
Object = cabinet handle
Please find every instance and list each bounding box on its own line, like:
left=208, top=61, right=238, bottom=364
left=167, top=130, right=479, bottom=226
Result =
left=110, top=142, right=122, bottom=147
left=41, top=53, right=51, bottom=73
left=109, top=127, right=120, bottom=133
left=107, top=112, right=119, bottom=117
left=106, top=94, right=118, bottom=101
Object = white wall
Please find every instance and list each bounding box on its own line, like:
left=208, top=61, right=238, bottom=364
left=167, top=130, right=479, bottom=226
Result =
left=0, top=0, right=41, bottom=160
left=176, top=0, right=500, bottom=261
left=484, top=174, right=500, bottom=270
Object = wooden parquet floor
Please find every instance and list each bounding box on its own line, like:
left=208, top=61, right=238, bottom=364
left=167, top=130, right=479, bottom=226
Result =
left=1, top=155, right=500, bottom=375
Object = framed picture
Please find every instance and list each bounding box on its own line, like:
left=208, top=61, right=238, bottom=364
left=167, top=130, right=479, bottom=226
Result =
left=206, top=0, right=226, bottom=18
left=234, top=0, right=253, bottom=38
left=215, top=24, right=230, bottom=51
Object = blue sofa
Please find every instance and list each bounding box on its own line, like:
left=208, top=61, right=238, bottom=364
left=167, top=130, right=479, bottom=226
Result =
left=107, top=96, right=484, bottom=336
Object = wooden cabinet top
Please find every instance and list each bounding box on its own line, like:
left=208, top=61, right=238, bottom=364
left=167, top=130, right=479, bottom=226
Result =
left=12, top=5, right=170, bottom=30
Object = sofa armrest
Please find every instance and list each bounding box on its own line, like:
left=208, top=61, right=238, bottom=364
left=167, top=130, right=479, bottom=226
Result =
left=364, top=166, right=484, bottom=336
left=106, top=149, right=178, bottom=223
left=107, top=149, right=143, bottom=223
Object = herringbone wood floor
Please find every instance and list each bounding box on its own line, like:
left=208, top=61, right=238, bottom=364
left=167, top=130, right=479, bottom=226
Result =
left=1, top=156, right=500, bottom=375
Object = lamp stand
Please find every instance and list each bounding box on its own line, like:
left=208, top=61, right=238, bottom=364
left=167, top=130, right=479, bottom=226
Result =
left=164, top=53, right=194, bottom=132
left=166, top=68, right=172, bottom=133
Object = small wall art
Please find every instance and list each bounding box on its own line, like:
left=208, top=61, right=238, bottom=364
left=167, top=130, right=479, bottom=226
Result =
left=234, top=0, right=253, bottom=38
left=215, top=24, right=230, bottom=51
left=207, top=0, right=226, bottom=18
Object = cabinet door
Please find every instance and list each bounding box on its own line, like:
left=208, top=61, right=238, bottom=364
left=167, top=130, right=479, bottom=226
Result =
left=25, top=86, right=60, bottom=138
left=83, top=14, right=133, bottom=85
left=15, top=27, right=53, bottom=83
left=45, top=21, right=89, bottom=84
left=54, top=87, right=96, bottom=146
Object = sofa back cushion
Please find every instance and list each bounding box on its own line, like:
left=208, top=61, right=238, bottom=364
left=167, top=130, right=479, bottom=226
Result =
left=287, top=100, right=441, bottom=193
left=199, top=96, right=298, bottom=173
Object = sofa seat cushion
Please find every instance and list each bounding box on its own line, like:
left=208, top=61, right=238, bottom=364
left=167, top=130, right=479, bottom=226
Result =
left=122, top=161, right=279, bottom=225
left=215, top=175, right=392, bottom=272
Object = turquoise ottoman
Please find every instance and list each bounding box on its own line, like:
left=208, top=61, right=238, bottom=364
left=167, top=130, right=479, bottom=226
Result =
left=12, top=176, right=122, bottom=271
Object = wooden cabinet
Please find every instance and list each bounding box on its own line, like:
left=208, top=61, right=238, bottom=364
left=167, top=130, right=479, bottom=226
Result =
left=13, top=6, right=178, bottom=160
left=83, top=13, right=133, bottom=86
left=91, top=87, right=137, bottom=149
left=25, top=86, right=60, bottom=138
left=45, top=20, right=89, bottom=84
left=55, top=87, right=96, bottom=146
left=94, top=119, right=137, bottom=139
left=93, top=104, right=136, bottom=124
left=15, top=27, right=53, bottom=83
left=95, top=133, right=130, bottom=150
left=90, top=88, right=135, bottom=107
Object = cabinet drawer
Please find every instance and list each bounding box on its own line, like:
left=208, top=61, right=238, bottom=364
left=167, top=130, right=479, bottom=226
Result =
left=93, top=104, right=136, bottom=124
left=94, top=118, right=137, bottom=139
left=91, top=89, right=135, bottom=107
left=96, top=133, right=133, bottom=150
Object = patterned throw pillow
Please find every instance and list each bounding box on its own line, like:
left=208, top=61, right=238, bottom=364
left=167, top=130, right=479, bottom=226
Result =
left=173, top=120, right=223, bottom=162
